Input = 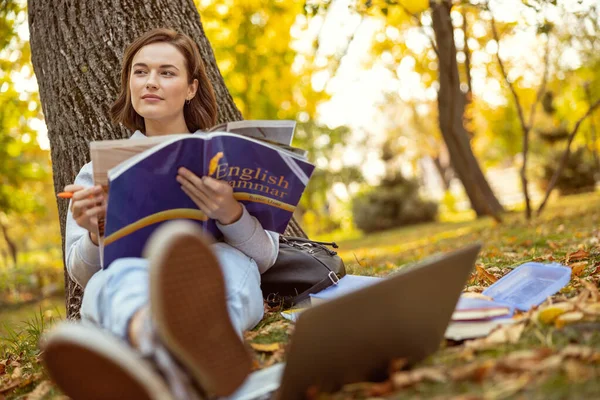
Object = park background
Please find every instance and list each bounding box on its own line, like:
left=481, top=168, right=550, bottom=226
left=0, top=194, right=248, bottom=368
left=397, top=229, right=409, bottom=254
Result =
left=1, top=0, right=600, bottom=398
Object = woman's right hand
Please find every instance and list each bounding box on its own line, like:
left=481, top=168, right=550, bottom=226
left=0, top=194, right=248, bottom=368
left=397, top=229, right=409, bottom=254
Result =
left=65, top=184, right=106, bottom=245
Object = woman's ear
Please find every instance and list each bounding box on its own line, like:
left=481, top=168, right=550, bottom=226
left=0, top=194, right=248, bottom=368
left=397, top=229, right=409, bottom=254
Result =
left=188, top=79, right=199, bottom=100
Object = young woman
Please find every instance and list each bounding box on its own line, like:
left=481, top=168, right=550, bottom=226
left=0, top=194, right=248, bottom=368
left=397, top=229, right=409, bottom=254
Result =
left=42, top=28, right=278, bottom=400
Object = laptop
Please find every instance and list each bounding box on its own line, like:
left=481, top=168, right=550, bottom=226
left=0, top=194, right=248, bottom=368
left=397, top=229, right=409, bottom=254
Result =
left=229, top=243, right=482, bottom=400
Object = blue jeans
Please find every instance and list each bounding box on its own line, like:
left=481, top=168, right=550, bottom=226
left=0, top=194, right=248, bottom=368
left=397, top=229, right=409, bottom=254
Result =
left=80, top=242, right=265, bottom=340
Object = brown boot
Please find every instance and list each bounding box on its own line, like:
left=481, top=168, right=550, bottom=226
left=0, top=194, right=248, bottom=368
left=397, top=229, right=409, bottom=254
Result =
left=41, top=321, right=174, bottom=400
left=143, top=221, right=252, bottom=397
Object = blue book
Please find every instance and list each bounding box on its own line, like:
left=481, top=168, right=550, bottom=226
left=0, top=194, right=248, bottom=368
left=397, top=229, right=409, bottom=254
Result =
left=97, top=132, right=314, bottom=268
left=309, top=275, right=383, bottom=305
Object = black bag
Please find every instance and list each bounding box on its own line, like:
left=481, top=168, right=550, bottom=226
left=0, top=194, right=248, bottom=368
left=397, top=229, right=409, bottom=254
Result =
left=261, top=236, right=346, bottom=308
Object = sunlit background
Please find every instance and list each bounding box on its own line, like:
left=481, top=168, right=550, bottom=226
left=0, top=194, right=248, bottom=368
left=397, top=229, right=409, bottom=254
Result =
left=1, top=0, right=599, bottom=306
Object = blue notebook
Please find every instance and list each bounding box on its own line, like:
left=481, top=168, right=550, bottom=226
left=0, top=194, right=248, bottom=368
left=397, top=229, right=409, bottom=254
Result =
left=309, top=275, right=383, bottom=305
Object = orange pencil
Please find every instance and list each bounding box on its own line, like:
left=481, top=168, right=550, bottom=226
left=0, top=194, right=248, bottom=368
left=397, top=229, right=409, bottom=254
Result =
left=57, top=192, right=74, bottom=199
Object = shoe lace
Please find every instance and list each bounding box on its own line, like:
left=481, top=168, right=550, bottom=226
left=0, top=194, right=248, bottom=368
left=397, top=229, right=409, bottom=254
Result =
left=137, top=310, right=205, bottom=400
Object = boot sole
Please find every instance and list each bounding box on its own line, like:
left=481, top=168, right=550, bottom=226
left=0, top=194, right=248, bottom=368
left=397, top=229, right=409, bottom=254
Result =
left=42, top=322, right=172, bottom=400
left=145, top=222, right=252, bottom=396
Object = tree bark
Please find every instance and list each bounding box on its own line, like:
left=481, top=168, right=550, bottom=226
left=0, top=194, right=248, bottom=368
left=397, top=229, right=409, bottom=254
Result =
left=431, top=1, right=504, bottom=219
left=0, top=220, right=17, bottom=266
left=28, top=0, right=306, bottom=319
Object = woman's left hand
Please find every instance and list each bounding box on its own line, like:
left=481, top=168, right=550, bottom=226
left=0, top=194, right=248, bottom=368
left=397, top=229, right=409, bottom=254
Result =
left=177, top=167, right=243, bottom=225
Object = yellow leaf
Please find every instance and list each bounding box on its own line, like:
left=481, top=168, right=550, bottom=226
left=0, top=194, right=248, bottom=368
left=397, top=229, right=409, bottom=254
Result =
left=536, top=303, right=573, bottom=324
left=250, top=342, right=280, bottom=352
left=402, top=0, right=430, bottom=14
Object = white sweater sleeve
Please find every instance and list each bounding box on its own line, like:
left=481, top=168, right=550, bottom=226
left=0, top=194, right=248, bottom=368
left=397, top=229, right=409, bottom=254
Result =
left=64, top=162, right=102, bottom=289
left=216, top=205, right=279, bottom=274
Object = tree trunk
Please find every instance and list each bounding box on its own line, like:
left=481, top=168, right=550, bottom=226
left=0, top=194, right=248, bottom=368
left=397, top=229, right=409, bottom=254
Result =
left=28, top=0, right=306, bottom=320
left=431, top=1, right=504, bottom=218
left=432, top=156, right=452, bottom=190
left=0, top=220, right=17, bottom=266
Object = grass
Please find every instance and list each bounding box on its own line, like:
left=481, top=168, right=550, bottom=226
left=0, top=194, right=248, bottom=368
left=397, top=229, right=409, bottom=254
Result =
left=251, top=191, right=600, bottom=398
left=0, top=296, right=64, bottom=337
left=0, top=304, right=64, bottom=399
left=2, top=191, right=600, bottom=398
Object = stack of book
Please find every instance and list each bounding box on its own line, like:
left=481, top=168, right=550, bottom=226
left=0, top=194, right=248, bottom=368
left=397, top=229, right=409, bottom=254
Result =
left=444, top=295, right=515, bottom=340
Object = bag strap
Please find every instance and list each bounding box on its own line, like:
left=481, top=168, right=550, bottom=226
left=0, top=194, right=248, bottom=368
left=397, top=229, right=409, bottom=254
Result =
left=280, top=236, right=339, bottom=249
left=285, top=271, right=340, bottom=306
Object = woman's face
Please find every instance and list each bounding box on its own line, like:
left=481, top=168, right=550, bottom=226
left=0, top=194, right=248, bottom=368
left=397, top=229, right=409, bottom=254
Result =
left=129, top=42, right=198, bottom=124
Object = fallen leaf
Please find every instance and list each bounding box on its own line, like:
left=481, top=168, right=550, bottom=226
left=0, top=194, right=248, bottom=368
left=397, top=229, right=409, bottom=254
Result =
left=536, top=303, right=574, bottom=324
left=581, top=303, right=600, bottom=316
left=26, top=381, right=52, bottom=400
left=579, top=279, right=599, bottom=301
left=555, top=311, right=584, bottom=329
left=571, top=288, right=592, bottom=306
left=475, top=265, right=497, bottom=284
left=367, top=380, right=394, bottom=397
left=563, top=359, right=594, bottom=382
left=567, top=249, right=590, bottom=263
left=561, top=345, right=596, bottom=360
left=392, top=367, right=447, bottom=388
left=465, top=285, right=486, bottom=293
left=465, top=323, right=525, bottom=350
left=569, top=261, right=588, bottom=276
left=449, top=359, right=495, bottom=382
left=531, top=354, right=564, bottom=372
left=10, top=368, right=21, bottom=381
left=250, top=342, right=280, bottom=352
left=503, top=252, right=519, bottom=258
left=484, top=375, right=531, bottom=399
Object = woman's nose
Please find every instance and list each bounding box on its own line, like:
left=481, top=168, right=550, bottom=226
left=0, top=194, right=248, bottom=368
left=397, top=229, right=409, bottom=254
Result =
left=145, top=73, right=159, bottom=89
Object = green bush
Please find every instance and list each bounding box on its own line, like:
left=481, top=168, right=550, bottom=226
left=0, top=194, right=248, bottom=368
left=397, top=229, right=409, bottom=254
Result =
left=539, top=147, right=598, bottom=196
left=0, top=249, right=64, bottom=305
left=352, top=175, right=438, bottom=233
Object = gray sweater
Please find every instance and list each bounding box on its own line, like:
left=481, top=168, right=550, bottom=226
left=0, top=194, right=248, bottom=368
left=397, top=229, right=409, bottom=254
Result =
left=65, top=131, right=279, bottom=289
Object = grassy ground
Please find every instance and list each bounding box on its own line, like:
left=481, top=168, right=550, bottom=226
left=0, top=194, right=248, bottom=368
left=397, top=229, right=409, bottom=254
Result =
left=0, top=296, right=64, bottom=337
left=2, top=192, right=600, bottom=399
left=249, top=191, right=600, bottom=399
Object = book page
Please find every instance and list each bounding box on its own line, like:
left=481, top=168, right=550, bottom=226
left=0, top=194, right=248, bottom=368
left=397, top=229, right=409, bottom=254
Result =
left=90, top=136, right=178, bottom=188
left=225, top=120, right=296, bottom=146
left=207, top=122, right=227, bottom=132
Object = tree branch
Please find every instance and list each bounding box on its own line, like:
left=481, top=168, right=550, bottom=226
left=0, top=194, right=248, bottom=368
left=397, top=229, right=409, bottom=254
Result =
left=490, top=10, right=533, bottom=218
left=396, top=0, right=439, bottom=58
left=527, top=35, right=551, bottom=129
left=536, top=98, right=600, bottom=215
left=462, top=6, right=473, bottom=96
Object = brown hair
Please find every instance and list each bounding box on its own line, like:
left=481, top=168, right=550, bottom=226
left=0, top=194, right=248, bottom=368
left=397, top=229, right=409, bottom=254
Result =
left=110, top=28, right=218, bottom=133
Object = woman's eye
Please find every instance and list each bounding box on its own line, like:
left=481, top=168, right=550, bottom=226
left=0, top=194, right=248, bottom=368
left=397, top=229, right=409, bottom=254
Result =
left=162, top=71, right=175, bottom=76
left=133, top=70, right=146, bottom=75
